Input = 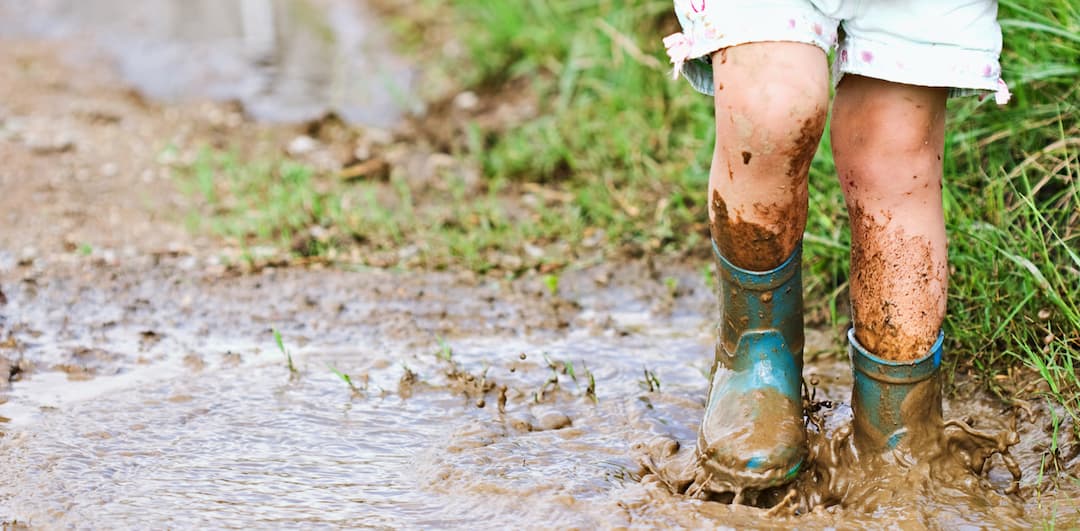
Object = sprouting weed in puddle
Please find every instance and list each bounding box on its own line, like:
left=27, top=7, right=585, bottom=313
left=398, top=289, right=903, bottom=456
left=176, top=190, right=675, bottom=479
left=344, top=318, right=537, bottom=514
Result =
left=544, top=353, right=576, bottom=382
left=664, top=276, right=679, bottom=297
left=641, top=368, right=661, bottom=393
left=542, top=353, right=556, bottom=371
left=399, top=362, right=419, bottom=399
left=545, top=356, right=561, bottom=384
left=542, top=273, right=559, bottom=296
left=273, top=328, right=298, bottom=376
left=401, top=362, right=417, bottom=382
left=537, top=353, right=599, bottom=403
left=535, top=353, right=563, bottom=402
left=330, top=366, right=365, bottom=397
left=583, top=361, right=598, bottom=404
left=435, top=335, right=453, bottom=361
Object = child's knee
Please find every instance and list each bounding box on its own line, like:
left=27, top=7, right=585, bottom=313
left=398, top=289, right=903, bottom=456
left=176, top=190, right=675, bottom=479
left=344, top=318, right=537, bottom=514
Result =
left=714, top=81, right=828, bottom=178
left=832, top=79, right=947, bottom=198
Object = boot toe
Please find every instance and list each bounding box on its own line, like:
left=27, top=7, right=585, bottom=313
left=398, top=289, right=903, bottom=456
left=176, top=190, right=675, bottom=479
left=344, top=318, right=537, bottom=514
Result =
left=698, top=378, right=806, bottom=489
left=700, top=428, right=806, bottom=488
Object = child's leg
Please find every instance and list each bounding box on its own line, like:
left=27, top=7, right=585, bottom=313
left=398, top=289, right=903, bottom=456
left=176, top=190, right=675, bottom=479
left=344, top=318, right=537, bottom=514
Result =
left=830, top=75, right=949, bottom=362
left=698, top=42, right=828, bottom=489
left=709, top=42, right=829, bottom=271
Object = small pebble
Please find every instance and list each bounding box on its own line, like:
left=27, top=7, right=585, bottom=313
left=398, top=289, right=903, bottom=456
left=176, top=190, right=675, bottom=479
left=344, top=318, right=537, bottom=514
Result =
left=508, top=413, right=536, bottom=432
left=286, top=135, right=318, bottom=156
left=537, top=411, right=572, bottom=431
left=453, top=91, right=479, bottom=111
left=26, top=134, right=75, bottom=154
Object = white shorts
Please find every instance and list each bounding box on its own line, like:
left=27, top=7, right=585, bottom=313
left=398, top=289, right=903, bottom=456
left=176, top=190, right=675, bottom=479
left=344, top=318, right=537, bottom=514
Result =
left=664, top=0, right=1009, bottom=103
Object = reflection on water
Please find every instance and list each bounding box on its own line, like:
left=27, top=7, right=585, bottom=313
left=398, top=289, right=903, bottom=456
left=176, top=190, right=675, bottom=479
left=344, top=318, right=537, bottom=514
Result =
left=0, top=331, right=718, bottom=527
left=0, top=0, right=417, bottom=126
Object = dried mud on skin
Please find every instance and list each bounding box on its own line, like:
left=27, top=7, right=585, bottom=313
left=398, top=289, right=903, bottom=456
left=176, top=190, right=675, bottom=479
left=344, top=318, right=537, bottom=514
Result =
left=784, top=111, right=827, bottom=181
left=708, top=107, right=822, bottom=273
left=848, top=201, right=946, bottom=361
left=710, top=190, right=787, bottom=271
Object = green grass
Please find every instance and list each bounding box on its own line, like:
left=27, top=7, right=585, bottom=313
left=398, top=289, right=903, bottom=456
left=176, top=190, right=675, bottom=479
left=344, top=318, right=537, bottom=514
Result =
left=179, top=146, right=604, bottom=272
left=179, top=1, right=1078, bottom=412
left=273, top=328, right=299, bottom=376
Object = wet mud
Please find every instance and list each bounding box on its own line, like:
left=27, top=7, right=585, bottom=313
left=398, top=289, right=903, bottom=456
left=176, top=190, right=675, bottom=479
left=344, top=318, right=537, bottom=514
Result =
left=848, top=201, right=946, bottom=361
left=643, top=361, right=1070, bottom=528
left=5, top=257, right=1079, bottom=528
left=697, top=384, right=807, bottom=492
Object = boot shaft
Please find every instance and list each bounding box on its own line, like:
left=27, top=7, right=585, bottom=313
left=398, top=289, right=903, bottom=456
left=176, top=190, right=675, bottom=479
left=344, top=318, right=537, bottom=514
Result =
left=713, top=241, right=805, bottom=373
left=849, top=328, right=944, bottom=451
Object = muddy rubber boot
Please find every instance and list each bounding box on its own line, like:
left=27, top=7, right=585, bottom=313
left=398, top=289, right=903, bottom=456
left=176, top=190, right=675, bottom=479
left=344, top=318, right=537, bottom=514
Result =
left=849, top=328, right=944, bottom=453
left=698, top=242, right=806, bottom=490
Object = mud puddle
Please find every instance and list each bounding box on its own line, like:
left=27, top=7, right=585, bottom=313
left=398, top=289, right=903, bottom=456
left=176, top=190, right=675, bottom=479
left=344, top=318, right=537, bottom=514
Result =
left=1, top=259, right=1078, bottom=528
left=0, top=0, right=417, bottom=127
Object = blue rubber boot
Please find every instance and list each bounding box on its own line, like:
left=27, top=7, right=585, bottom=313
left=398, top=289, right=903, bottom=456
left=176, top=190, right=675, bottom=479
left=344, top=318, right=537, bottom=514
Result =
left=849, top=329, right=945, bottom=452
left=698, top=242, right=806, bottom=490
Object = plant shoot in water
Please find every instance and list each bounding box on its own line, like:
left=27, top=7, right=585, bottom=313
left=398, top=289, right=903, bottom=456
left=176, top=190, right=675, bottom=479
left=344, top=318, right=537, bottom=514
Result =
left=642, top=367, right=661, bottom=393
left=273, top=328, right=298, bottom=375
left=330, top=366, right=364, bottom=396
left=435, top=335, right=453, bottom=361
left=583, top=361, right=598, bottom=404
left=542, top=273, right=559, bottom=296
left=664, top=276, right=679, bottom=297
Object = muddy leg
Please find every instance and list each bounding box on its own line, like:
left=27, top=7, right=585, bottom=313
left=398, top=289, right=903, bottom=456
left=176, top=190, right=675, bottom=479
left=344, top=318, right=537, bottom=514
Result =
left=831, top=75, right=949, bottom=362
left=709, top=42, right=828, bottom=271
left=697, top=42, right=828, bottom=491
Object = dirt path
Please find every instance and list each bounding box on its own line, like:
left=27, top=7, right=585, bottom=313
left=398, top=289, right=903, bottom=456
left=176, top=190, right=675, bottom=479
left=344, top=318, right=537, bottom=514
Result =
left=1, top=27, right=1079, bottom=531
left=0, top=39, right=200, bottom=257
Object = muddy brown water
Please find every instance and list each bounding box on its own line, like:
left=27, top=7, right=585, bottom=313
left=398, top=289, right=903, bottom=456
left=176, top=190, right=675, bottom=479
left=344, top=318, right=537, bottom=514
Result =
left=1, top=256, right=1078, bottom=528
left=0, top=0, right=418, bottom=127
